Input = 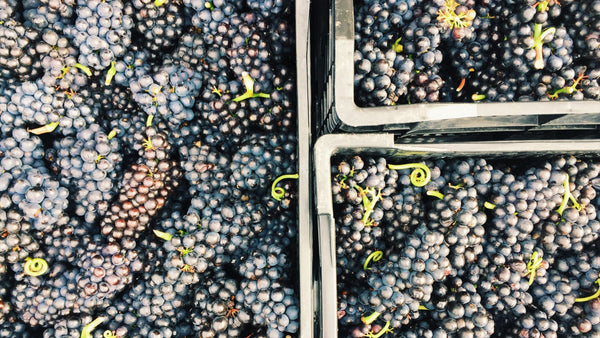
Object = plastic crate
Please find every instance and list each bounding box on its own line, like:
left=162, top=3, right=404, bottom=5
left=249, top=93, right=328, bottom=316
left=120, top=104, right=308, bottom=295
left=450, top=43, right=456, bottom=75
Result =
left=313, top=133, right=600, bottom=337
left=295, top=0, right=315, bottom=336
left=310, top=0, right=600, bottom=136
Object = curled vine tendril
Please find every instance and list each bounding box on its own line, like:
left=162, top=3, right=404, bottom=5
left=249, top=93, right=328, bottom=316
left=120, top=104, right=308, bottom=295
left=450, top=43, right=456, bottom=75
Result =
left=387, top=163, right=432, bottom=187
left=576, top=278, right=600, bottom=303
left=271, top=173, right=299, bottom=201
left=363, top=251, right=384, bottom=270
left=24, top=257, right=48, bottom=276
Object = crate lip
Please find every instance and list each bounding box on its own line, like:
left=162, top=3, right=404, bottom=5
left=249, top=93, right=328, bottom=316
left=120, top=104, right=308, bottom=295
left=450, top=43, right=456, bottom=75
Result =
left=331, top=0, right=600, bottom=129
left=296, top=0, right=313, bottom=336
left=314, top=133, right=600, bottom=337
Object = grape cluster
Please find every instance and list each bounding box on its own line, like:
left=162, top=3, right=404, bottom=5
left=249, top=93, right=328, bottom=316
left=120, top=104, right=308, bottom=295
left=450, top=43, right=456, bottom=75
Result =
left=354, top=0, right=600, bottom=105
left=333, top=154, right=600, bottom=336
left=0, top=0, right=299, bottom=336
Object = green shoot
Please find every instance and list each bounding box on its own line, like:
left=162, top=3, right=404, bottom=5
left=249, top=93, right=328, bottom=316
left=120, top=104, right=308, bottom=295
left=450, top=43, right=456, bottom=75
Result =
left=361, top=311, right=381, bottom=325
left=531, top=23, right=556, bottom=70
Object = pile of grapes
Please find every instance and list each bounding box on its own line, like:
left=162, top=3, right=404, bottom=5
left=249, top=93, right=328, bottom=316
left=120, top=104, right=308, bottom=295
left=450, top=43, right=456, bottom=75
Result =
left=353, top=0, right=600, bottom=106
left=0, top=0, right=299, bottom=337
left=332, top=154, right=600, bottom=337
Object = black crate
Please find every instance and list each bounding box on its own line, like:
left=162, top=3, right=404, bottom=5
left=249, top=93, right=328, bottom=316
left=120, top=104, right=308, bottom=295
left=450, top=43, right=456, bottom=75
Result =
left=313, top=133, right=600, bottom=337
left=310, top=0, right=600, bottom=136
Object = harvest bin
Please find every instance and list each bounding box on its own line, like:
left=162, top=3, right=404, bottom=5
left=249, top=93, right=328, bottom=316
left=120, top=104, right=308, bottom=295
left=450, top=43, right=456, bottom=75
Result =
left=313, top=133, right=600, bottom=337
left=310, top=0, right=600, bottom=136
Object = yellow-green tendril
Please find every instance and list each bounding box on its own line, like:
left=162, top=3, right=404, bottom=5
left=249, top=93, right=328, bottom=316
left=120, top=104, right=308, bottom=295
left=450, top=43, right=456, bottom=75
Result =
left=24, top=257, right=48, bottom=276
left=418, top=305, right=430, bottom=310
left=27, top=121, right=59, bottom=135
left=472, top=93, right=486, bottom=101
left=557, top=174, right=582, bottom=216
left=387, top=163, right=432, bottom=187
left=103, top=330, right=118, bottom=338
left=364, top=321, right=393, bottom=338
left=105, top=61, right=117, bottom=85
left=392, top=37, right=403, bottom=53
left=74, top=63, right=92, bottom=76
left=80, top=317, right=106, bottom=338
left=153, top=229, right=172, bottom=241
left=363, top=251, right=384, bottom=270
left=524, top=251, right=544, bottom=285
left=146, top=114, right=154, bottom=127
left=232, top=71, right=271, bottom=102
left=271, top=173, right=299, bottom=201
left=576, top=278, right=600, bottom=303
left=107, top=130, right=117, bottom=140
left=354, top=185, right=383, bottom=226
left=154, top=0, right=166, bottom=6
left=484, top=201, right=496, bottom=209
left=361, top=311, right=381, bottom=325
left=448, top=183, right=464, bottom=190
left=426, top=191, right=444, bottom=199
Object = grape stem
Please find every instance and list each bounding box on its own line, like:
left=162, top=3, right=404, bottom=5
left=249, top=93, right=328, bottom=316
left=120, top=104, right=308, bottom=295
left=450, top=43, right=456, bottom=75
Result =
left=548, top=72, right=587, bottom=99
left=387, top=163, right=432, bottom=187
left=354, top=185, right=382, bottom=226
left=232, top=72, right=271, bottom=102
left=105, top=61, right=117, bottom=86
left=556, top=173, right=582, bottom=216
left=361, top=311, right=381, bottom=325
left=363, top=250, right=384, bottom=270
left=74, top=63, right=92, bottom=76
left=532, top=23, right=556, bottom=70
left=27, top=121, right=60, bottom=135
left=80, top=317, right=106, bottom=338
left=363, top=321, right=393, bottom=338
left=426, top=190, right=444, bottom=199
left=576, top=278, right=600, bottom=303
left=524, top=251, right=544, bottom=285
left=436, top=0, right=476, bottom=29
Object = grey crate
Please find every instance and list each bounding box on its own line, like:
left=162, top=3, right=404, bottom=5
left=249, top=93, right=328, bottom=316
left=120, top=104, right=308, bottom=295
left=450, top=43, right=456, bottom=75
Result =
left=311, top=0, right=600, bottom=136
left=296, top=0, right=314, bottom=336
left=313, top=133, right=600, bottom=337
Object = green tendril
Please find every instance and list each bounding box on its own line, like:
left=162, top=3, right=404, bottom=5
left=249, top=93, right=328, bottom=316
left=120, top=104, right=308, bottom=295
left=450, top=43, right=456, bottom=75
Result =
left=448, top=183, right=464, bottom=190
left=484, top=201, right=496, bottom=209
left=271, top=173, right=299, bottom=201
left=153, top=229, right=172, bottom=241
left=426, top=190, right=444, bottom=199
left=418, top=305, right=430, bottom=310
left=363, top=321, right=393, bottom=338
left=472, top=93, right=486, bottom=101
left=146, top=114, right=154, bottom=127
left=105, top=61, right=117, bottom=85
left=363, top=251, right=384, bottom=270
left=81, top=317, right=106, bottom=338
left=27, top=121, right=60, bottom=135
left=361, top=311, right=381, bottom=325
left=556, top=173, right=582, bottom=216
left=74, top=63, right=92, bottom=76
left=107, top=130, right=117, bottom=140
left=387, top=163, right=432, bottom=187
left=24, top=257, right=49, bottom=276
left=232, top=71, right=271, bottom=102
left=154, top=0, right=167, bottom=6
left=103, top=330, right=118, bottom=338
left=392, top=37, right=403, bottom=53
left=524, top=251, right=544, bottom=285
left=354, top=185, right=383, bottom=226
left=576, top=278, right=600, bottom=303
